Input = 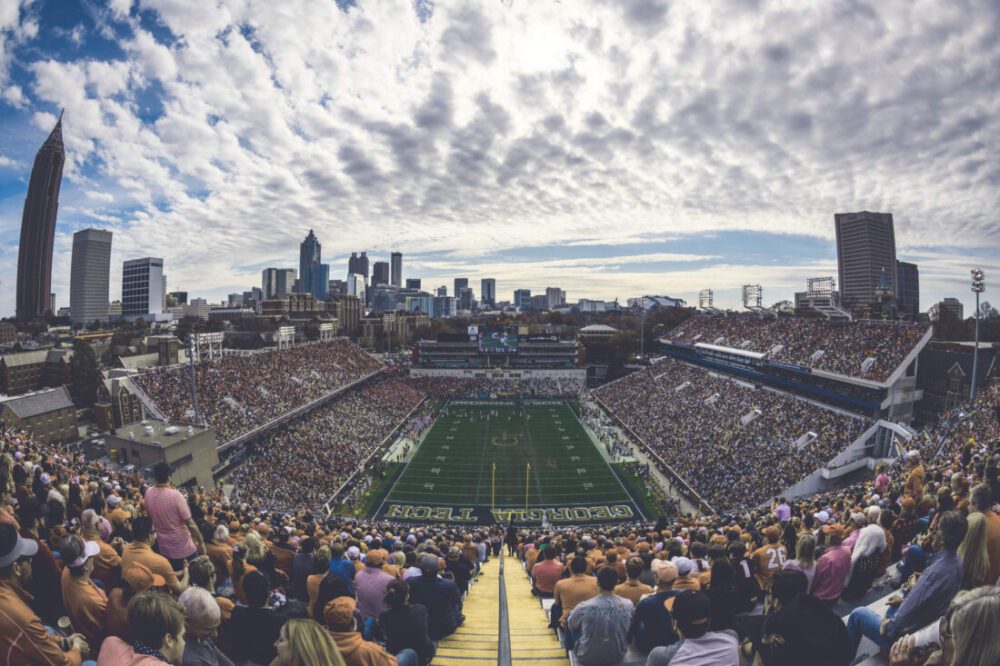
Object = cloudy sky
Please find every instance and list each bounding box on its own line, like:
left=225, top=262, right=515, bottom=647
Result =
left=0, top=0, right=997, bottom=315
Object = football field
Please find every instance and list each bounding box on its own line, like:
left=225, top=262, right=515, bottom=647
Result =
left=375, top=402, right=643, bottom=525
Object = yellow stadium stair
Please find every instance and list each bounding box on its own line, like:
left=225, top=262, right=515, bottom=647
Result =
left=433, top=557, right=501, bottom=664
left=504, top=554, right=570, bottom=666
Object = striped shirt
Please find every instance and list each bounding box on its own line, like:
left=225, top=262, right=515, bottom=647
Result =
left=144, top=485, right=195, bottom=559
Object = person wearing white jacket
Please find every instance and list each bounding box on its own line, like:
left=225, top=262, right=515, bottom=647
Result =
left=843, top=507, right=888, bottom=600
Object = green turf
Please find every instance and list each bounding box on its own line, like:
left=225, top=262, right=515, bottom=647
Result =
left=380, top=402, right=635, bottom=510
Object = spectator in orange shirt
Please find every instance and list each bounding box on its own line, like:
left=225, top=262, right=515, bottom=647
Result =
left=16, top=497, right=65, bottom=624
left=106, top=562, right=167, bottom=640
left=188, top=555, right=235, bottom=622
left=122, top=516, right=188, bottom=595
left=552, top=555, right=598, bottom=629
left=614, top=556, right=653, bottom=606
left=0, top=524, right=90, bottom=665
left=81, top=508, right=122, bottom=590
left=904, top=451, right=925, bottom=498
left=59, top=534, right=109, bottom=650
left=206, top=523, right=234, bottom=584
left=751, top=526, right=787, bottom=592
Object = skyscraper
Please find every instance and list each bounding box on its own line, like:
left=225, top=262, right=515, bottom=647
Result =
left=481, top=278, right=496, bottom=307
left=896, top=261, right=920, bottom=318
left=299, top=230, right=322, bottom=296
left=514, top=289, right=531, bottom=309
left=16, top=113, right=66, bottom=321
left=347, top=273, right=366, bottom=302
left=70, top=228, right=113, bottom=324
left=459, top=287, right=474, bottom=310
left=358, top=251, right=369, bottom=279
left=454, top=278, right=468, bottom=298
left=390, top=251, right=403, bottom=287
left=406, top=278, right=422, bottom=290
left=372, top=261, right=390, bottom=286
left=348, top=252, right=362, bottom=276
left=834, top=212, right=897, bottom=310
left=262, top=268, right=278, bottom=299
left=313, top=263, right=329, bottom=300
left=122, top=257, right=164, bottom=316
left=545, top=287, right=563, bottom=309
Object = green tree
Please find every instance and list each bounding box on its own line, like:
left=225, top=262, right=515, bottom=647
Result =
left=69, top=339, right=101, bottom=407
left=607, top=331, right=638, bottom=368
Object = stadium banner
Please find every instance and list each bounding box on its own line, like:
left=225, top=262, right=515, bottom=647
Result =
left=526, top=334, right=560, bottom=343
left=765, top=359, right=812, bottom=374
left=376, top=501, right=642, bottom=526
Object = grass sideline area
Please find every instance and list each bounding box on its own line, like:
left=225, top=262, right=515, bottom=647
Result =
left=375, top=401, right=644, bottom=525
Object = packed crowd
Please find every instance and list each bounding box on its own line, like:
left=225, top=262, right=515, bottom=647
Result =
left=228, top=377, right=426, bottom=514
left=668, top=314, right=929, bottom=380
left=0, top=416, right=514, bottom=666
left=595, top=357, right=870, bottom=512
left=0, top=366, right=997, bottom=664
left=133, top=340, right=384, bottom=443
left=513, top=383, right=1000, bottom=665
left=407, top=375, right=584, bottom=399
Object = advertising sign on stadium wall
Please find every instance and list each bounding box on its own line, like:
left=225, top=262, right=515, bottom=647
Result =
left=377, top=502, right=640, bottom=525
left=526, top=334, right=560, bottom=343
left=766, top=360, right=812, bottom=374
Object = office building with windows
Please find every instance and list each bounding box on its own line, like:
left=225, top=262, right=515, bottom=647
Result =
left=69, top=228, right=113, bottom=324
left=835, top=211, right=897, bottom=310
left=122, top=257, right=165, bottom=317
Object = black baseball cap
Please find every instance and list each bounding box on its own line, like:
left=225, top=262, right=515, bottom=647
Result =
left=673, top=591, right=713, bottom=637
left=15, top=498, right=49, bottom=525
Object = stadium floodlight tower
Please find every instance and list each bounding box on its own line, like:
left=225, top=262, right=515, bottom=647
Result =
left=185, top=339, right=202, bottom=426
left=698, top=289, right=716, bottom=312
left=639, top=296, right=647, bottom=362
left=742, top=284, right=766, bottom=314
left=970, top=268, right=985, bottom=400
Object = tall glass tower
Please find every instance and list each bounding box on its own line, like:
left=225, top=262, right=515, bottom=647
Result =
left=16, top=112, right=65, bottom=321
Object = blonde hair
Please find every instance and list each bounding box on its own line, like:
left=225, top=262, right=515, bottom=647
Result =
left=949, top=586, right=1000, bottom=666
left=794, top=533, right=816, bottom=569
left=282, top=618, right=346, bottom=666
left=958, top=512, right=990, bottom=590
left=243, top=530, right=267, bottom=565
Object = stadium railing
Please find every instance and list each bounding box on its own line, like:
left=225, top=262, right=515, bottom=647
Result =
left=124, top=377, right=168, bottom=421
left=591, top=393, right=716, bottom=515
left=321, top=395, right=429, bottom=517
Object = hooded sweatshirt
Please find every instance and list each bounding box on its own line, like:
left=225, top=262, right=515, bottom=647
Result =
left=328, top=630, right=398, bottom=666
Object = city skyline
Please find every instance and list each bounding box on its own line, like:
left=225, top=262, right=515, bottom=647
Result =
left=0, top=1, right=997, bottom=316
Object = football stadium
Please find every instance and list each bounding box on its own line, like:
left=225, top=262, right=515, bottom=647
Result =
left=376, top=402, right=644, bottom=525
left=4, top=310, right=999, bottom=666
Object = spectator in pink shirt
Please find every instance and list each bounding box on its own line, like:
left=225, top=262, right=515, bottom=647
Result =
left=809, top=525, right=852, bottom=606
left=144, top=463, right=205, bottom=570
left=874, top=464, right=890, bottom=496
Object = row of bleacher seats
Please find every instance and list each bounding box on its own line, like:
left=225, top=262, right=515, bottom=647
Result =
left=595, top=357, right=870, bottom=512
left=132, top=339, right=384, bottom=443
left=668, top=314, right=928, bottom=381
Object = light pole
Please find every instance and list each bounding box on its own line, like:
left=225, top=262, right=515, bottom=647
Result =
left=970, top=268, right=985, bottom=400
left=639, top=296, right=647, bottom=363
left=186, top=338, right=202, bottom=425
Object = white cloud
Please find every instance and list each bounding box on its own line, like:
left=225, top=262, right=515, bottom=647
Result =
left=84, top=190, right=114, bottom=202
left=0, top=0, right=997, bottom=315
